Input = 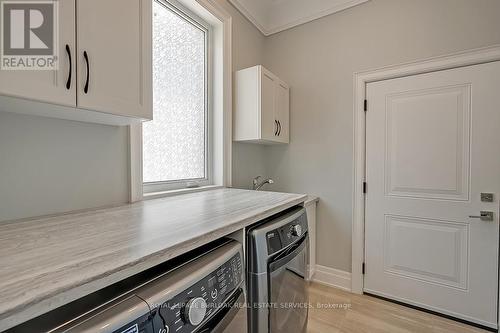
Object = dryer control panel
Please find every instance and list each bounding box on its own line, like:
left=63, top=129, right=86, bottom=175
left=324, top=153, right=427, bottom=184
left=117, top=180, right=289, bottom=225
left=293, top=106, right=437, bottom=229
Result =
left=266, top=211, right=308, bottom=254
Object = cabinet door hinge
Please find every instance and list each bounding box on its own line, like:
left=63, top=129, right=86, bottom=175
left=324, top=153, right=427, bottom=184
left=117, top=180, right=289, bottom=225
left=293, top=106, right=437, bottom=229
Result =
left=362, top=262, right=366, bottom=275
left=363, top=182, right=367, bottom=194
left=364, top=99, right=368, bottom=112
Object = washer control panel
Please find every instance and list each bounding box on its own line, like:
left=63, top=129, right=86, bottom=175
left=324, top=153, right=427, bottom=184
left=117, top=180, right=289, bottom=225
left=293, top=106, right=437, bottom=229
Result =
left=151, top=253, right=242, bottom=333
left=266, top=212, right=308, bottom=254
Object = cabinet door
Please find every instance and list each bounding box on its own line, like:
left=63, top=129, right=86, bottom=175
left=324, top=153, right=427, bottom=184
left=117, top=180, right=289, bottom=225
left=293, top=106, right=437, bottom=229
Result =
left=0, top=0, right=76, bottom=107
left=76, top=0, right=152, bottom=119
left=260, top=69, right=277, bottom=141
left=275, top=81, right=289, bottom=143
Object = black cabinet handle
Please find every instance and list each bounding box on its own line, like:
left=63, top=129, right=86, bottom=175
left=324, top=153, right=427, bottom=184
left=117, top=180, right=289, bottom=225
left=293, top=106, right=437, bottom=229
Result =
left=274, top=120, right=278, bottom=136
left=65, top=45, right=71, bottom=90
left=83, top=51, right=89, bottom=94
left=277, top=120, right=281, bottom=136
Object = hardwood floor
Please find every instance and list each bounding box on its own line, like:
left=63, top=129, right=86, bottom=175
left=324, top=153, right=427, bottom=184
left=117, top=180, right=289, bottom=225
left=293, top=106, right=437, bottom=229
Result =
left=307, top=282, right=490, bottom=333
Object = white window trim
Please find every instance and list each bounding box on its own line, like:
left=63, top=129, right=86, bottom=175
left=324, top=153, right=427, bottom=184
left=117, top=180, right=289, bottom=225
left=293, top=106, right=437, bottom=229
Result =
left=129, top=0, right=232, bottom=202
left=143, top=0, right=212, bottom=194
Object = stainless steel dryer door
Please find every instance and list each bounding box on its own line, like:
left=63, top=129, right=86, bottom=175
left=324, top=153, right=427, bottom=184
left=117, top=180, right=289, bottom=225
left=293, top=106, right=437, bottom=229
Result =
left=268, top=235, right=309, bottom=333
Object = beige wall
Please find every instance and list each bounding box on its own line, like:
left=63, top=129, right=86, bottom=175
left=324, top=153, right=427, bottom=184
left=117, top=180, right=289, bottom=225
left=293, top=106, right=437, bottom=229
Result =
left=262, top=0, right=500, bottom=272
left=215, top=0, right=268, bottom=189
left=0, top=112, right=129, bottom=221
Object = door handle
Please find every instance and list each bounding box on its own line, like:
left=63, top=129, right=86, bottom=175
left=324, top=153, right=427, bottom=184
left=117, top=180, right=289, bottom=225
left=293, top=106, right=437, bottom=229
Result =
left=83, top=51, right=90, bottom=94
left=274, top=120, right=278, bottom=136
left=469, top=211, right=494, bottom=221
left=278, top=120, right=281, bottom=136
left=65, top=45, right=72, bottom=90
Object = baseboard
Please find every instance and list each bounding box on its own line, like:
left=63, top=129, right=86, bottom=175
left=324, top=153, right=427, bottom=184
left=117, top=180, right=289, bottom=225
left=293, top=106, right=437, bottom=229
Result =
left=312, top=265, right=351, bottom=291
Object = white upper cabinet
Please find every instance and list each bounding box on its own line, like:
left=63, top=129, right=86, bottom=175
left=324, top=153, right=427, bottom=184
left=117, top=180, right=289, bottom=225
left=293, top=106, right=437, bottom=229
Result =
left=234, top=65, right=290, bottom=144
left=76, top=0, right=152, bottom=119
left=0, top=0, right=76, bottom=107
left=0, top=0, right=152, bottom=125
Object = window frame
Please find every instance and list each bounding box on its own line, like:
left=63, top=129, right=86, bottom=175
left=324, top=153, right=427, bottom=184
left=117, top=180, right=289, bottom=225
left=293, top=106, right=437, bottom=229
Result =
left=143, top=0, right=213, bottom=194
left=129, top=0, right=232, bottom=203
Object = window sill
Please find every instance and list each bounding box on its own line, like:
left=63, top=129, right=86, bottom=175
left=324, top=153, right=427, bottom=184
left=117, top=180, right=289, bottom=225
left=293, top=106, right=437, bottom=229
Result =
left=143, top=185, right=224, bottom=200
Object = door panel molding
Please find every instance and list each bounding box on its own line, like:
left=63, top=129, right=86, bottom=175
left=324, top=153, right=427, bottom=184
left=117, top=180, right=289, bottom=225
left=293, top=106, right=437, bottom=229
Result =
left=384, top=84, right=471, bottom=201
left=383, top=214, right=469, bottom=290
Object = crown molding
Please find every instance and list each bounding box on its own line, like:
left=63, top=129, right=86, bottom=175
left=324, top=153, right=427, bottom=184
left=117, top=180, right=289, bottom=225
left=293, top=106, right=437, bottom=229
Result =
left=228, top=0, right=268, bottom=34
left=229, top=0, right=369, bottom=36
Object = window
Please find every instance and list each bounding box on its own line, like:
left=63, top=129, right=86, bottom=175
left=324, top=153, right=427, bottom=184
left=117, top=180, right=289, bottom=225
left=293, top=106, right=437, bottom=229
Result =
left=129, top=0, right=231, bottom=201
left=143, top=0, right=210, bottom=192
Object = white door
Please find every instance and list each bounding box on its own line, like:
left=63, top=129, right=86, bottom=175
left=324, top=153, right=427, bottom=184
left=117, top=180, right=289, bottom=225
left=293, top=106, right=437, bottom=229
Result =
left=76, top=0, right=152, bottom=119
left=275, top=80, right=289, bottom=143
left=364, top=61, right=500, bottom=328
left=0, top=0, right=75, bottom=107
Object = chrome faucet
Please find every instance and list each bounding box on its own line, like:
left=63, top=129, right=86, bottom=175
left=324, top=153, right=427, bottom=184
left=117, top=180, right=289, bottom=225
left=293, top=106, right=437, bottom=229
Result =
left=252, top=176, right=274, bottom=190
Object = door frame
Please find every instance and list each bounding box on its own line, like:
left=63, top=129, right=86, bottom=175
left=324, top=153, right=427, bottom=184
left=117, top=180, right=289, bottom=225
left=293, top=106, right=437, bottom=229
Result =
left=351, top=46, right=500, bottom=306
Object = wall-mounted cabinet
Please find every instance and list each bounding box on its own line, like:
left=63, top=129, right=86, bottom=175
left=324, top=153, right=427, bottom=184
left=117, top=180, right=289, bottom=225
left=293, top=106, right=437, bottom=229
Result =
left=0, top=0, right=152, bottom=126
left=234, top=65, right=289, bottom=144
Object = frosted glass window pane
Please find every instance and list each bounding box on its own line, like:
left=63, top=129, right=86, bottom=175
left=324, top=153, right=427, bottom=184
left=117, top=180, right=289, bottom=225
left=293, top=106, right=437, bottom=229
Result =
left=143, top=1, right=206, bottom=183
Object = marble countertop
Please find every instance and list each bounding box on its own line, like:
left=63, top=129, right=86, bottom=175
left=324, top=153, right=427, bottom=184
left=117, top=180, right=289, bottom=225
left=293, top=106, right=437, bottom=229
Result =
left=0, top=188, right=306, bottom=330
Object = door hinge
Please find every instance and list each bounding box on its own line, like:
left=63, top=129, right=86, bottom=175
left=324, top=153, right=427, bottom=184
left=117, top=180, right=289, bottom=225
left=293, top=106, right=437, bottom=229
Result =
left=363, top=182, right=367, bottom=194
left=362, top=262, right=365, bottom=275
left=364, top=99, right=368, bottom=112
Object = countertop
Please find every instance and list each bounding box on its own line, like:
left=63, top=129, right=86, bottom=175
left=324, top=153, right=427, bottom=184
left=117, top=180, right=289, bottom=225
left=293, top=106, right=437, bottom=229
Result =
left=302, top=195, right=319, bottom=206
left=0, top=188, right=306, bottom=331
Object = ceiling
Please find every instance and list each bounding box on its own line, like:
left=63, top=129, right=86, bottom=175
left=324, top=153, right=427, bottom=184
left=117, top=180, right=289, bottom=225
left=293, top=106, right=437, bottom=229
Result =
left=229, top=0, right=370, bottom=36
